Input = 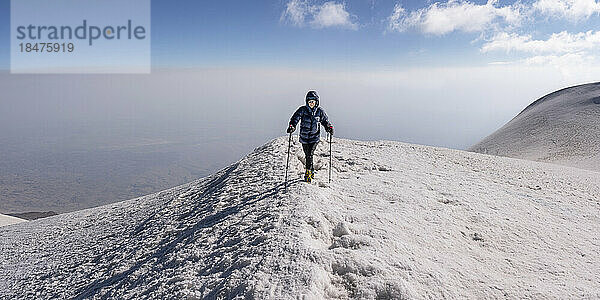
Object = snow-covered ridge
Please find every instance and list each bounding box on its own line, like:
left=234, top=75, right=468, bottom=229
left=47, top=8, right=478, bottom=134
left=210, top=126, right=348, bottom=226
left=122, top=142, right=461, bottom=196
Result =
left=1, top=137, right=599, bottom=299
left=0, top=214, right=26, bottom=227
left=470, top=82, right=600, bottom=171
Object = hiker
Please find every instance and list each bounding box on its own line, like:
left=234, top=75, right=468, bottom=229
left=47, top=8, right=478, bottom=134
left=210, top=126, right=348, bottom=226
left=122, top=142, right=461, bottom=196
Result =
left=287, top=90, right=334, bottom=183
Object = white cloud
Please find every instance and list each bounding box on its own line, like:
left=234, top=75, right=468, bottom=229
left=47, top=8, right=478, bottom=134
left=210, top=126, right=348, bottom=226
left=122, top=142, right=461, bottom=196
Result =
left=387, top=0, right=524, bottom=35
left=311, top=2, right=358, bottom=29
left=282, top=0, right=310, bottom=26
left=523, top=52, right=591, bottom=65
left=488, top=61, right=513, bottom=65
left=481, top=31, right=600, bottom=54
left=533, top=0, right=600, bottom=21
left=281, top=0, right=358, bottom=30
left=481, top=31, right=600, bottom=81
left=382, top=2, right=600, bottom=92
left=522, top=52, right=600, bottom=81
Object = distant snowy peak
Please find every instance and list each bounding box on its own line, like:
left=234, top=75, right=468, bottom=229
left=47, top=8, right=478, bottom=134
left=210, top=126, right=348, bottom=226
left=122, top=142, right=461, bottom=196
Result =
left=470, top=82, right=600, bottom=171
left=0, top=214, right=26, bottom=227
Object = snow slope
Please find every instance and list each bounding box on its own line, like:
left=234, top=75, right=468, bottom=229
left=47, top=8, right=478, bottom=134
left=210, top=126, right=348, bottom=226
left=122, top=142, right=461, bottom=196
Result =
left=470, top=82, right=600, bottom=171
left=0, top=137, right=599, bottom=299
left=0, top=214, right=26, bottom=227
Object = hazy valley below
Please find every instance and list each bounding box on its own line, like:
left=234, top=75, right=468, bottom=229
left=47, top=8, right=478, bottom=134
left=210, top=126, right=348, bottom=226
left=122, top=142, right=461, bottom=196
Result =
left=0, top=130, right=265, bottom=213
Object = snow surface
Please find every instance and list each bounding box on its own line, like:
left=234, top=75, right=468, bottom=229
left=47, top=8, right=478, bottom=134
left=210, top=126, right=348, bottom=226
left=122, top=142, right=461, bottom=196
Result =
left=470, top=82, right=600, bottom=171
left=0, top=214, right=26, bottom=227
left=0, top=137, right=599, bottom=299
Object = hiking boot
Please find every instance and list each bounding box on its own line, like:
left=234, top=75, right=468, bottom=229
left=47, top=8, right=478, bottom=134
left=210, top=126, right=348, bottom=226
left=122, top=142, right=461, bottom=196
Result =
left=304, top=169, right=314, bottom=183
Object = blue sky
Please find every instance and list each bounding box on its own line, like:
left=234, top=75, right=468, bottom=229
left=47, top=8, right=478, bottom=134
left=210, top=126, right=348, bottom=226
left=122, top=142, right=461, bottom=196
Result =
left=2, top=0, right=600, bottom=71
left=2, top=1, right=600, bottom=150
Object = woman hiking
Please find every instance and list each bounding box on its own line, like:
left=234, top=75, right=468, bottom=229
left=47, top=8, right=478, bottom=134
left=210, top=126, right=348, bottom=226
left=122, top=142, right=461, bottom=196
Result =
left=287, top=90, right=334, bottom=183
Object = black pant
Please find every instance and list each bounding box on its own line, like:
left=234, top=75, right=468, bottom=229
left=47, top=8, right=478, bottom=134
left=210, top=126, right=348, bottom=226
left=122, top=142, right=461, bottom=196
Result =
left=302, top=142, right=318, bottom=171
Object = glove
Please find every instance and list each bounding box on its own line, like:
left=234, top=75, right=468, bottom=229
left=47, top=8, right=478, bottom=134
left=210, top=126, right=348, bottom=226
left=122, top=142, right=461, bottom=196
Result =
left=286, top=125, right=295, bottom=133
left=326, top=124, right=334, bottom=135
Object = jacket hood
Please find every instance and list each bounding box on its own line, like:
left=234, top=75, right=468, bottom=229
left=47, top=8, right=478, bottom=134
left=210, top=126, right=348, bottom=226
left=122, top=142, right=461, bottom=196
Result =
left=305, top=90, right=319, bottom=107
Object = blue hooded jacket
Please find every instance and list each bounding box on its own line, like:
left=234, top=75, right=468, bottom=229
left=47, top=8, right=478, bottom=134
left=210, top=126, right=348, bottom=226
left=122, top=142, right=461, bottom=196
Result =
left=289, top=91, right=331, bottom=144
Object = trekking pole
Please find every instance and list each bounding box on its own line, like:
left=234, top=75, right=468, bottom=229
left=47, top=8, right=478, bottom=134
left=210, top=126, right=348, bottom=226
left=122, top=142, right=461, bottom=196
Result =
left=285, top=132, right=292, bottom=192
left=329, top=133, right=332, bottom=183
